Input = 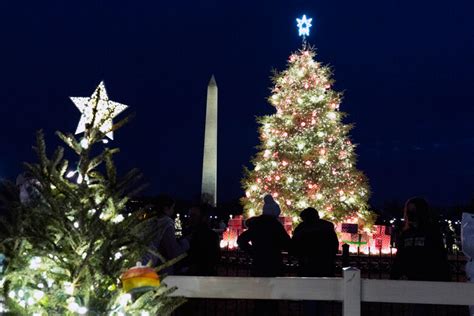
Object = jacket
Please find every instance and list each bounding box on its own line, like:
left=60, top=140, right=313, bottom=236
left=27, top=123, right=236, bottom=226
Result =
left=292, top=219, right=339, bottom=277
left=237, top=214, right=290, bottom=277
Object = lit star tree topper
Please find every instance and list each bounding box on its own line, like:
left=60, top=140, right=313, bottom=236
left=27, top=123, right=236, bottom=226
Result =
left=296, top=14, right=313, bottom=39
left=70, top=81, right=128, bottom=140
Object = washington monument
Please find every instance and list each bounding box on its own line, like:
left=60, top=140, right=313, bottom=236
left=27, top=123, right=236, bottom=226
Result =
left=201, top=75, right=218, bottom=206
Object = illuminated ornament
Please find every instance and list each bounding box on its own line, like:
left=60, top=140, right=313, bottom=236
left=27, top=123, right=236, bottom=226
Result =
left=70, top=81, right=128, bottom=140
left=305, top=160, right=312, bottom=166
left=121, top=262, right=160, bottom=293
left=272, top=192, right=279, bottom=198
left=282, top=160, right=289, bottom=166
left=296, top=15, right=313, bottom=37
left=263, top=150, right=271, bottom=158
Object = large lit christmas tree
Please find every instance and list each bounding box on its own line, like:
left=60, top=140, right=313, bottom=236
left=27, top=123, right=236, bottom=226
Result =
left=0, top=82, right=184, bottom=314
left=242, top=16, right=375, bottom=229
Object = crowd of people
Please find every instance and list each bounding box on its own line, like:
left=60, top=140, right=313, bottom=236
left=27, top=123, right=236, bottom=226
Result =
left=141, top=194, right=451, bottom=315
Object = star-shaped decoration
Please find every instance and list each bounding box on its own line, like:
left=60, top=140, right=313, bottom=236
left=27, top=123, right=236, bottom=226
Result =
left=70, top=81, right=128, bottom=140
left=296, top=15, right=313, bottom=37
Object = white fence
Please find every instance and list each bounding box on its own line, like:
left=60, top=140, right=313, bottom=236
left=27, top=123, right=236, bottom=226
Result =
left=164, top=268, right=474, bottom=316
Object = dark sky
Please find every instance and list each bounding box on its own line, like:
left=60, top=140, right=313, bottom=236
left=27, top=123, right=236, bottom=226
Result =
left=0, top=0, right=473, bottom=207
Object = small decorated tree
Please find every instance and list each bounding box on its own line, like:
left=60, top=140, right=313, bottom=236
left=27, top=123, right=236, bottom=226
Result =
left=0, top=82, right=184, bottom=314
left=242, top=16, right=375, bottom=229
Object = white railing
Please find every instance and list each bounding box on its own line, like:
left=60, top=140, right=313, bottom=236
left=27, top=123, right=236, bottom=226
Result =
left=164, top=268, right=474, bottom=316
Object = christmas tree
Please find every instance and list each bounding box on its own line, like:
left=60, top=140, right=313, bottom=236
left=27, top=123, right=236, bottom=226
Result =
left=242, top=16, right=374, bottom=229
left=174, top=214, right=183, bottom=238
left=0, top=82, right=184, bottom=315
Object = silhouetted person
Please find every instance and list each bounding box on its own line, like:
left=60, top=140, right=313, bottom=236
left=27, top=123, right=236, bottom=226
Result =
left=141, top=195, right=189, bottom=275
left=391, top=197, right=450, bottom=281
left=185, top=204, right=220, bottom=276
left=391, top=197, right=450, bottom=316
left=237, top=195, right=290, bottom=316
left=292, top=207, right=338, bottom=316
left=237, top=195, right=291, bottom=277
left=292, top=207, right=339, bottom=277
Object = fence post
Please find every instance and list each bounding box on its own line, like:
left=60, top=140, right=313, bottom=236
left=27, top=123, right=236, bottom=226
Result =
left=342, top=243, right=350, bottom=268
left=343, top=267, right=361, bottom=316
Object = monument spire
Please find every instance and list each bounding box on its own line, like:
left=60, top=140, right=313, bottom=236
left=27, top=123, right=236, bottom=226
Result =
left=201, top=75, right=218, bottom=206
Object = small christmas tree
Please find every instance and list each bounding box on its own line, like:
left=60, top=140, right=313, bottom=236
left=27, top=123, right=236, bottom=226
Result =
left=242, top=17, right=374, bottom=229
left=0, top=82, right=184, bottom=315
left=174, top=214, right=183, bottom=238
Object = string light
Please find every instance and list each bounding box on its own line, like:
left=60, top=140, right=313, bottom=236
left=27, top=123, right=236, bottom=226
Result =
left=63, top=282, right=74, bottom=295
left=29, top=257, right=41, bottom=269
left=80, top=138, right=89, bottom=149
left=66, top=170, right=76, bottom=178
left=112, top=214, right=125, bottom=223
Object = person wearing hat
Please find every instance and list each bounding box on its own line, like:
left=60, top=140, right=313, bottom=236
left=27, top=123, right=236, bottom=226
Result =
left=292, top=207, right=339, bottom=278
left=237, top=194, right=290, bottom=277
left=238, top=195, right=290, bottom=316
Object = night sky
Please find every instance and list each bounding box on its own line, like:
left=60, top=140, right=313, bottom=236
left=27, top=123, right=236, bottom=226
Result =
left=0, top=1, right=473, bottom=207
